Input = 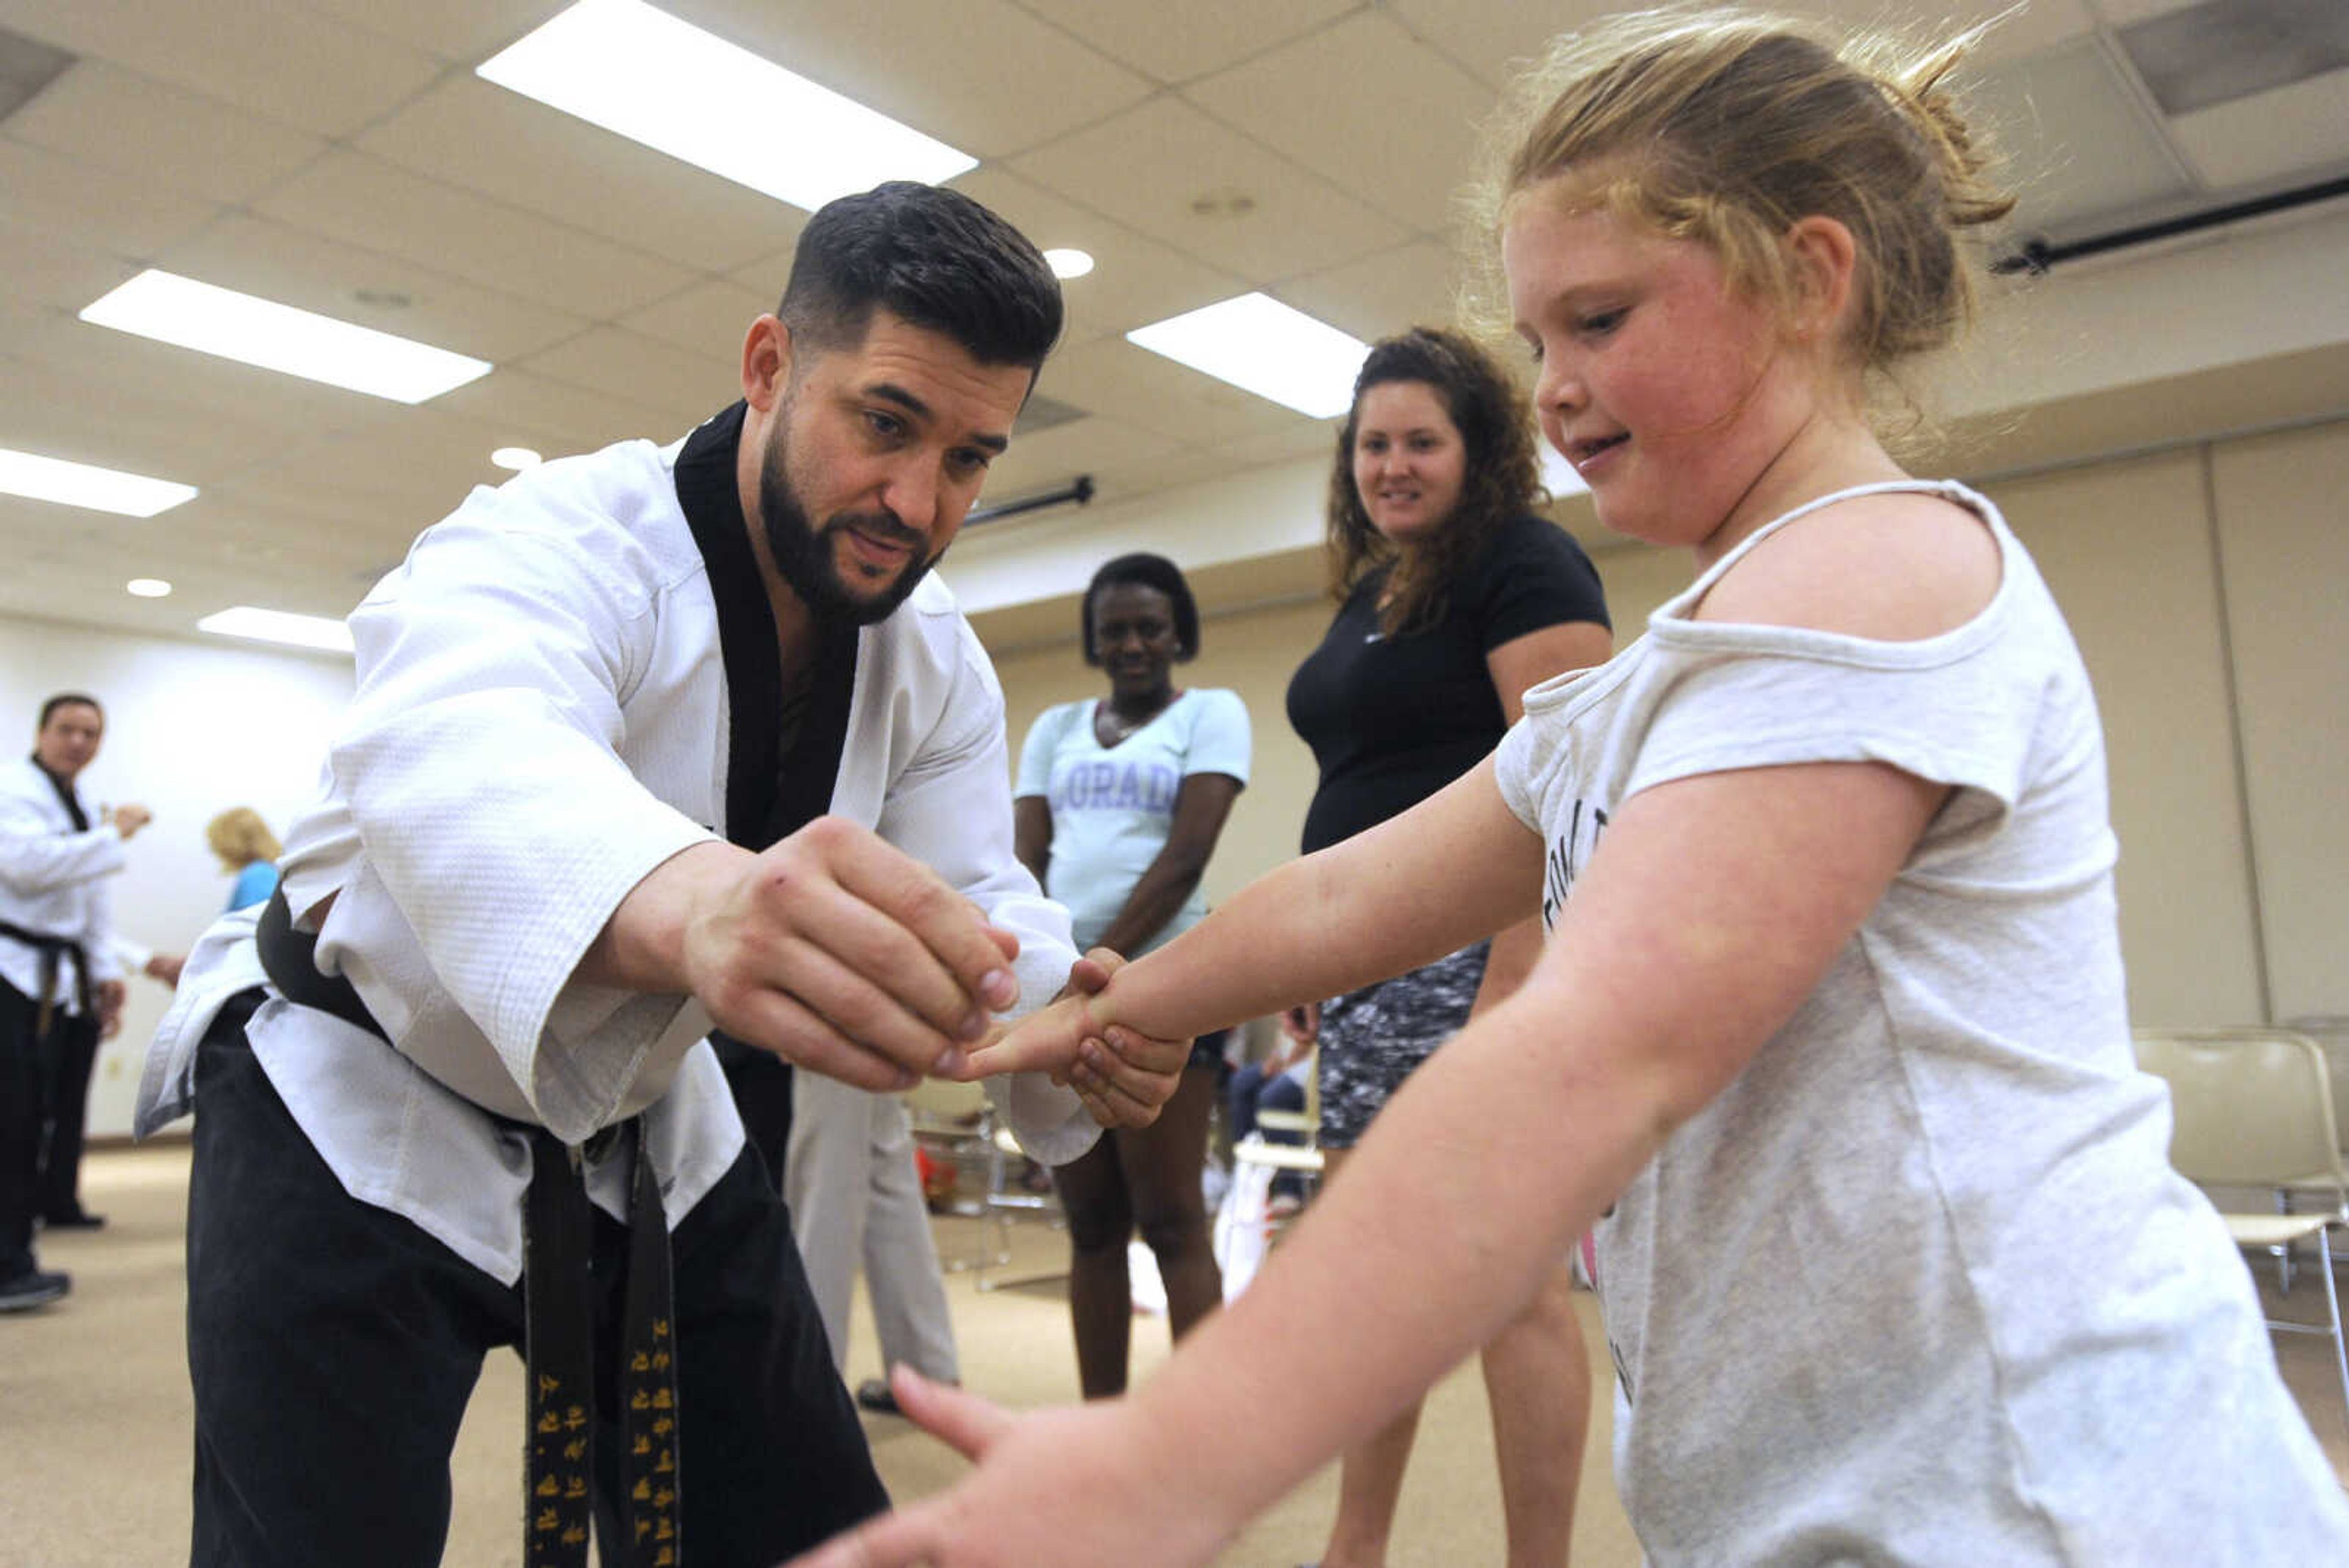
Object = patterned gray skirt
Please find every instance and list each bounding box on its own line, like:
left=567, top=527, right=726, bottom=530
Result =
left=1315, top=940, right=1491, bottom=1149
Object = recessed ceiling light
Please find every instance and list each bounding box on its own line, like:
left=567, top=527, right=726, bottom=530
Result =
left=197, top=606, right=356, bottom=655
left=1538, top=442, right=1590, bottom=500
left=125, top=578, right=173, bottom=598
left=491, top=446, right=544, bottom=470
left=1043, top=248, right=1095, bottom=280
left=81, top=270, right=492, bottom=404
left=478, top=0, right=976, bottom=210
left=1126, top=294, right=1368, bottom=418
left=0, top=446, right=197, bottom=518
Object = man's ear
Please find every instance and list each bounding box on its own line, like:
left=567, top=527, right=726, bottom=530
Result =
left=741, top=314, right=793, bottom=410
left=1782, top=215, right=1858, bottom=344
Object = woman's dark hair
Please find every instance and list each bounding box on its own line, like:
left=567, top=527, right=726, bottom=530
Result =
left=1326, top=327, right=1543, bottom=636
left=1080, top=553, right=1200, bottom=666
left=779, top=181, right=1063, bottom=372
left=37, top=692, right=102, bottom=730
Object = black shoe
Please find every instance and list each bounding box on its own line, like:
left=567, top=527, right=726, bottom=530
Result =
left=854, top=1378, right=902, bottom=1416
left=41, top=1209, right=105, bottom=1230
left=0, top=1268, right=70, bottom=1312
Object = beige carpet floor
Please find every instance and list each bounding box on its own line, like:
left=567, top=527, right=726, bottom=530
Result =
left=5, top=1143, right=2345, bottom=1566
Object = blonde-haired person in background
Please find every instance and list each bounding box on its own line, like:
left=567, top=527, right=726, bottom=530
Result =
left=205, top=807, right=282, bottom=915
left=789, top=9, right=2349, bottom=1566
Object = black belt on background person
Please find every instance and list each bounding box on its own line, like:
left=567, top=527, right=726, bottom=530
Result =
left=0, top=918, right=93, bottom=1038
left=253, top=888, right=683, bottom=1567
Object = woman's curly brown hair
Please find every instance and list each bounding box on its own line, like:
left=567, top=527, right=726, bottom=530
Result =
left=1326, top=326, right=1545, bottom=636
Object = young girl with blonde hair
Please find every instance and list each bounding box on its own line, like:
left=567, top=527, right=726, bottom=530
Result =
left=792, top=10, right=2349, bottom=1564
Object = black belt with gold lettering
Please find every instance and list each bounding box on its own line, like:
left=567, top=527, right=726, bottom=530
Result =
left=256, top=888, right=683, bottom=1566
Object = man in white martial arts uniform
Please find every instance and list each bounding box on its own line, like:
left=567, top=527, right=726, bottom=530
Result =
left=1, top=694, right=154, bottom=1307
left=136, top=182, right=1184, bottom=1568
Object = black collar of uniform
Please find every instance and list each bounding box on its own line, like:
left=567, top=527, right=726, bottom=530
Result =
left=27, top=755, right=89, bottom=833
left=672, top=402, right=860, bottom=853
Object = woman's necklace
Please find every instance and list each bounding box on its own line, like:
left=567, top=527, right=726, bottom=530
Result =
left=1097, top=691, right=1176, bottom=746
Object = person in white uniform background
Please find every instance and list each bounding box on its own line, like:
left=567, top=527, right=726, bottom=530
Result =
left=136, top=180, right=1186, bottom=1568
left=1, top=693, right=154, bottom=1308
left=786, top=12, right=2349, bottom=1567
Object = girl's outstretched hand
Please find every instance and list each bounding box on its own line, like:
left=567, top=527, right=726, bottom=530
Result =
left=779, top=1367, right=1233, bottom=1568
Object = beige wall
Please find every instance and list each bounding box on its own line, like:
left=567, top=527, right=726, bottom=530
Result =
left=985, top=415, right=2349, bottom=1033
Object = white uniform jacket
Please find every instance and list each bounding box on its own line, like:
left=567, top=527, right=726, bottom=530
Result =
left=138, top=404, right=1096, bottom=1284
left=0, top=756, right=127, bottom=1011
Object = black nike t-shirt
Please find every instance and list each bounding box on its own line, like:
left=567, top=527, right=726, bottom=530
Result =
left=1286, top=515, right=1609, bottom=855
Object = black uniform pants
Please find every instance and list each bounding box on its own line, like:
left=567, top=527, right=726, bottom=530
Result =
left=0, top=977, right=46, bottom=1277
left=35, top=994, right=99, bottom=1220
left=185, top=992, right=889, bottom=1567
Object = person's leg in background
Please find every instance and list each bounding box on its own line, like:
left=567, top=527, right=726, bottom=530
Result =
left=857, top=1094, right=959, bottom=1391
left=1482, top=1261, right=1590, bottom=1568
left=0, top=979, right=64, bottom=1305
left=1050, top=1127, right=1134, bottom=1397
left=1116, top=1039, right=1225, bottom=1343
left=37, top=1006, right=102, bottom=1225
left=782, top=1069, right=877, bottom=1372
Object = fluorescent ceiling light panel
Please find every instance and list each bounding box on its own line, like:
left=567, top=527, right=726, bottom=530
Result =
left=0, top=447, right=196, bottom=517
left=1126, top=294, right=1367, bottom=418
left=81, top=271, right=491, bottom=404
left=478, top=0, right=976, bottom=209
left=198, top=606, right=356, bottom=655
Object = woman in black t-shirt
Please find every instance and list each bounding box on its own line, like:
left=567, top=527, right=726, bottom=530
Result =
left=1284, top=327, right=1610, bottom=1567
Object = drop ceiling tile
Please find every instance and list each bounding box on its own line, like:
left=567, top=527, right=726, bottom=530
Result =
left=1187, top=12, right=1494, bottom=233
left=17, top=311, right=412, bottom=446
left=672, top=0, right=1154, bottom=160
left=2090, top=0, right=2215, bottom=24
left=1040, top=335, right=1315, bottom=447
left=0, top=0, right=447, bottom=138
left=0, top=356, right=305, bottom=479
left=357, top=75, right=807, bottom=273
left=2167, top=72, right=2349, bottom=190
left=1276, top=241, right=1465, bottom=344
left=948, top=167, right=1246, bottom=344
left=1960, top=39, right=2194, bottom=239
left=0, top=224, right=141, bottom=314
left=5, top=59, right=324, bottom=206
left=621, top=279, right=776, bottom=359
left=0, top=136, right=224, bottom=259
left=1012, top=96, right=1409, bottom=280
left=1013, top=0, right=1356, bottom=84
left=516, top=327, right=738, bottom=425
left=254, top=152, right=700, bottom=323
left=157, top=213, right=588, bottom=366
left=432, top=367, right=692, bottom=460
left=298, top=0, right=560, bottom=65
left=1388, top=0, right=2099, bottom=89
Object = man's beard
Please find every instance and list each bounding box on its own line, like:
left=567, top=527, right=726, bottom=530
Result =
left=757, top=422, right=935, bottom=628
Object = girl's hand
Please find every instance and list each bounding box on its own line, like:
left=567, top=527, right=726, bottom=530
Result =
left=781, top=1369, right=1234, bottom=1568
left=1280, top=1001, right=1319, bottom=1046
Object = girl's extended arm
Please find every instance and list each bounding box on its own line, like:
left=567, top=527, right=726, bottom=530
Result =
left=967, top=755, right=1545, bottom=1079
left=790, top=754, right=1946, bottom=1568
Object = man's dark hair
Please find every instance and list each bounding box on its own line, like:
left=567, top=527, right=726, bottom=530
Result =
left=778, top=181, right=1063, bottom=371
left=37, top=692, right=103, bottom=730
left=1081, top=553, right=1201, bottom=665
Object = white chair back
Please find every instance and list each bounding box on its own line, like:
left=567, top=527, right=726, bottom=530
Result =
left=2133, top=1028, right=2345, bottom=1200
